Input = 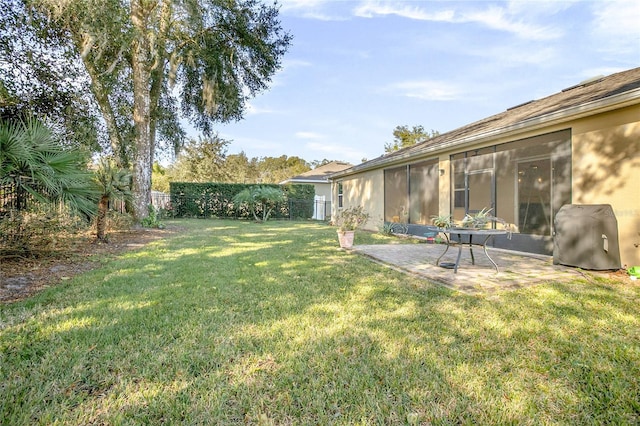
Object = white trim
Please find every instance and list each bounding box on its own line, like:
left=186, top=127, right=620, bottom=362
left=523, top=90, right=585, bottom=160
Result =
left=288, top=179, right=329, bottom=184
left=280, top=179, right=329, bottom=185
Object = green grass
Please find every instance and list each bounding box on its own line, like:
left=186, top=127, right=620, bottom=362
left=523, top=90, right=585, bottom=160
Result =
left=1, top=220, right=639, bottom=425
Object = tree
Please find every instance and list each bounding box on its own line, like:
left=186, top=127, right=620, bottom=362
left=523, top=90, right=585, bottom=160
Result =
left=165, top=149, right=310, bottom=185
left=224, top=151, right=259, bottom=184
left=0, top=0, right=102, bottom=152
left=310, top=159, right=337, bottom=168
left=18, top=0, right=291, bottom=220
left=384, top=125, right=439, bottom=154
left=232, top=186, right=285, bottom=222
left=256, top=155, right=310, bottom=183
left=168, top=135, right=230, bottom=183
left=151, top=162, right=170, bottom=193
left=0, top=116, right=97, bottom=217
left=231, top=154, right=310, bottom=184
left=93, top=157, right=131, bottom=241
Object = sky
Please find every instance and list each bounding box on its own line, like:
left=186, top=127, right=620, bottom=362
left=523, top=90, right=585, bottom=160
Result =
left=209, top=0, right=640, bottom=166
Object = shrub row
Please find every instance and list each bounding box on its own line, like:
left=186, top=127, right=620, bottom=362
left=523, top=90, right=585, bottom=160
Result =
left=168, top=182, right=315, bottom=220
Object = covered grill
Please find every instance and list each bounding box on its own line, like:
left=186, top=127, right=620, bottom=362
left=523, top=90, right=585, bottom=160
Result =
left=553, top=204, right=621, bottom=270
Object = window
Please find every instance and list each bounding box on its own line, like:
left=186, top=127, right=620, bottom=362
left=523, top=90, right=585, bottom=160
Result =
left=495, top=130, right=571, bottom=236
left=451, top=153, right=467, bottom=218
left=337, top=182, right=343, bottom=208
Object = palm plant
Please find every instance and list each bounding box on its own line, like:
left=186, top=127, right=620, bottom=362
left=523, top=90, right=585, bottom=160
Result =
left=461, top=207, right=494, bottom=228
left=431, top=214, right=453, bottom=228
left=0, top=116, right=97, bottom=216
left=233, top=186, right=285, bottom=222
left=93, top=157, right=131, bottom=241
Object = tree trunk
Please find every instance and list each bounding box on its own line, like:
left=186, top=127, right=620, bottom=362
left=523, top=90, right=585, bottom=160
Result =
left=73, top=33, right=128, bottom=168
left=149, top=1, right=172, bottom=164
left=130, top=0, right=152, bottom=221
left=96, top=195, right=109, bottom=240
left=251, top=205, right=260, bottom=222
left=84, top=58, right=127, bottom=167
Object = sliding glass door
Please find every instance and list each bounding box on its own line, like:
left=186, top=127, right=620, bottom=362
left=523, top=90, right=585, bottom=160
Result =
left=517, top=158, right=552, bottom=235
left=451, top=129, right=571, bottom=254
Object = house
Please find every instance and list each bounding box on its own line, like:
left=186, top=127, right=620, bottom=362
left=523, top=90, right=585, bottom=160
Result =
left=281, top=161, right=352, bottom=220
left=330, top=67, right=640, bottom=268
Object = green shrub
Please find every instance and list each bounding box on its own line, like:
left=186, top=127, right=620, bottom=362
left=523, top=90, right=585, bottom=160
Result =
left=379, top=222, right=395, bottom=235
left=169, top=182, right=314, bottom=219
left=141, top=205, right=165, bottom=229
left=233, top=186, right=285, bottom=222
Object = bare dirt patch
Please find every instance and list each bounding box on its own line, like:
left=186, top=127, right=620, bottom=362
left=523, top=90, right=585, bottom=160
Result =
left=0, top=227, right=179, bottom=304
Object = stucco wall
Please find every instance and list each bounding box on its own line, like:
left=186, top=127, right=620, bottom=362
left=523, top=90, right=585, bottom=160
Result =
left=332, top=169, right=384, bottom=232
left=333, top=104, right=640, bottom=267
left=313, top=183, right=332, bottom=200
left=438, top=155, right=451, bottom=217
left=572, top=105, right=640, bottom=267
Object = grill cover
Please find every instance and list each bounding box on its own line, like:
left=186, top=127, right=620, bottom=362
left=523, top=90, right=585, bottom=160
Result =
left=553, top=204, right=621, bottom=270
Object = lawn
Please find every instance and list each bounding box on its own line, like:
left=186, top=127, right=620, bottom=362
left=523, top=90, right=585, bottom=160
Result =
left=1, top=220, right=638, bottom=424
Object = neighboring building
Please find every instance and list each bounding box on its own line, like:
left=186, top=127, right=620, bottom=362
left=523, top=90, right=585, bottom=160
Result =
left=281, top=161, right=352, bottom=220
left=330, top=67, right=640, bottom=268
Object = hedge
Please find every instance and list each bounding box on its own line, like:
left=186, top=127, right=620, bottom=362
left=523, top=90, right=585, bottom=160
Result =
left=168, top=182, right=315, bottom=220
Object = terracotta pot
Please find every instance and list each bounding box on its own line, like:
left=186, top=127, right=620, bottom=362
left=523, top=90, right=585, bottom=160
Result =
left=337, top=230, right=355, bottom=248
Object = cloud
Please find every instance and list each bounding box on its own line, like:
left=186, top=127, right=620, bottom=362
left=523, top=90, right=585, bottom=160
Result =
left=590, top=0, right=640, bottom=55
left=279, top=0, right=348, bottom=20
left=245, top=103, right=280, bottom=116
left=354, top=1, right=455, bottom=21
left=282, top=59, right=313, bottom=69
left=270, top=58, right=313, bottom=88
left=280, top=0, right=326, bottom=8
left=470, top=43, right=558, bottom=68
left=354, top=1, right=562, bottom=40
left=505, top=0, right=579, bottom=17
left=222, top=135, right=283, bottom=154
left=387, top=80, right=462, bottom=101
left=463, top=5, right=562, bottom=41
left=295, top=131, right=325, bottom=140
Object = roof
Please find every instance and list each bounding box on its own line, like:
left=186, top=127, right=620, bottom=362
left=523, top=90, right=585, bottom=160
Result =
left=332, top=67, right=640, bottom=178
left=281, top=161, right=353, bottom=184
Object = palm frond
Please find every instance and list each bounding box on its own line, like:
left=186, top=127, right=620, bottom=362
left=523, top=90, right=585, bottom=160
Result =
left=0, top=116, right=97, bottom=217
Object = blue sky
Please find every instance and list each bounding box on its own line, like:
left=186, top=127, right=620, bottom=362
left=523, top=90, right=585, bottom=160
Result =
left=212, top=0, right=640, bottom=165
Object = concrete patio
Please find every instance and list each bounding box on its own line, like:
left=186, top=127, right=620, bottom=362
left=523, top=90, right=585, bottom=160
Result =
left=352, top=242, right=592, bottom=294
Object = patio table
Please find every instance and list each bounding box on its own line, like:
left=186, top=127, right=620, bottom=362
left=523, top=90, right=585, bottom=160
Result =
left=435, top=228, right=507, bottom=273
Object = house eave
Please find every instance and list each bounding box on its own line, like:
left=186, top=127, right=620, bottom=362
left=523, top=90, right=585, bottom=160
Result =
left=330, top=87, right=640, bottom=180
left=281, top=178, right=329, bottom=185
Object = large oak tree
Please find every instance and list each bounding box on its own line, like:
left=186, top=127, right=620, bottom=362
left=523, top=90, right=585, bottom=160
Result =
left=0, top=0, right=101, bottom=151
left=15, top=0, right=291, bottom=219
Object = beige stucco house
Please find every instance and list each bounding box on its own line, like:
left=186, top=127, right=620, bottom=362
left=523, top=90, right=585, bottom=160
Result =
left=330, top=67, right=640, bottom=268
left=281, top=161, right=352, bottom=220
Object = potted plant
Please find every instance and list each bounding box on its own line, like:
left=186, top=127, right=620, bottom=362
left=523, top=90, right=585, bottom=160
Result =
left=430, top=214, right=453, bottom=229
left=461, top=207, right=493, bottom=229
left=334, top=206, right=370, bottom=248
